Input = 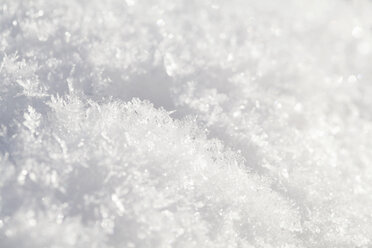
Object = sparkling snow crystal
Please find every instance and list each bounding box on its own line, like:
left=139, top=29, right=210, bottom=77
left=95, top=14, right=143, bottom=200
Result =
left=1, top=0, right=372, bottom=247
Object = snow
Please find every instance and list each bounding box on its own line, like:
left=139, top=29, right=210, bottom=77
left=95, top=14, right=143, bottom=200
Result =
left=1, top=0, right=372, bottom=247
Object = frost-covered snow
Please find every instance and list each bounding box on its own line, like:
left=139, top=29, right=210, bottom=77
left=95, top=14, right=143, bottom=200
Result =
left=1, top=0, right=372, bottom=247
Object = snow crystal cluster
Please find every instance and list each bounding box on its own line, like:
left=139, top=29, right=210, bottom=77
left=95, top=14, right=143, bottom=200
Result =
left=1, top=0, right=372, bottom=247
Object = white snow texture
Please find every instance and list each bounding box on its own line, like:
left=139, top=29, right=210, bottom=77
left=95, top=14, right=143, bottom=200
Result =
left=1, top=0, right=372, bottom=247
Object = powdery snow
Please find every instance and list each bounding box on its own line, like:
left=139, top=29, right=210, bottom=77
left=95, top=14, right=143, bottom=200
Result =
left=1, top=0, right=372, bottom=247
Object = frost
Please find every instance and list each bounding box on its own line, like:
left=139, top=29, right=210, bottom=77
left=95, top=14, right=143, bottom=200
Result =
left=1, top=0, right=372, bottom=247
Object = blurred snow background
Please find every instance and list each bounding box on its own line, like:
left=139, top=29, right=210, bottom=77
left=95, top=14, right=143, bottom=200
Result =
left=1, top=0, right=372, bottom=247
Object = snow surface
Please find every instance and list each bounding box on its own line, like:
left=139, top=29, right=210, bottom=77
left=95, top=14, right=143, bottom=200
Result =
left=1, top=0, right=372, bottom=247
